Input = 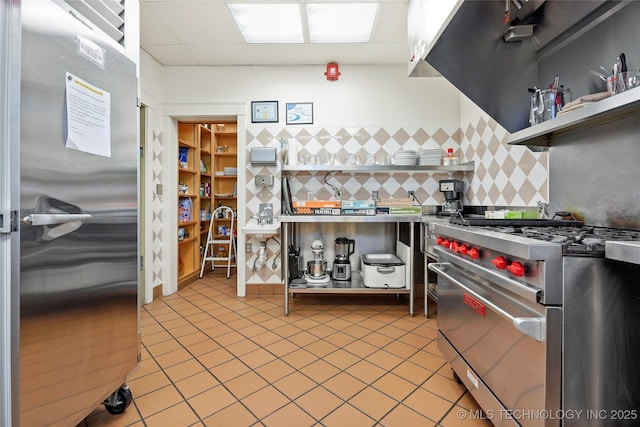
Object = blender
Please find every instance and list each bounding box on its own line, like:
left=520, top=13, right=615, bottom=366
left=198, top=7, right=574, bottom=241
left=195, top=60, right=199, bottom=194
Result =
left=439, top=179, right=464, bottom=215
left=332, top=237, right=355, bottom=281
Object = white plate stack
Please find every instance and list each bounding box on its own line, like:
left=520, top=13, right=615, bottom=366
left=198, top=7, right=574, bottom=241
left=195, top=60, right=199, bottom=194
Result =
left=418, top=149, right=441, bottom=165
left=394, top=150, right=417, bottom=165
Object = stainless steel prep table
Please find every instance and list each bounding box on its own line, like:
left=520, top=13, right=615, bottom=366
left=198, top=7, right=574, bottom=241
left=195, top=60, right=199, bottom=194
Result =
left=280, top=215, right=420, bottom=316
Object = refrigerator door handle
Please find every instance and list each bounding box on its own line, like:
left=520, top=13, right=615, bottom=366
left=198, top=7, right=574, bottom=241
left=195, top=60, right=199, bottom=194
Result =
left=23, top=213, right=92, bottom=226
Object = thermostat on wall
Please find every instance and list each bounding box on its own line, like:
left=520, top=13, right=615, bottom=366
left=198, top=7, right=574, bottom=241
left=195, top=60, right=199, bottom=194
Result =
left=250, top=147, right=277, bottom=165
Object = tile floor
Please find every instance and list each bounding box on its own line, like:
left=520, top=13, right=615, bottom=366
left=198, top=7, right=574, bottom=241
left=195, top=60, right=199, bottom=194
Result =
left=80, top=272, right=491, bottom=427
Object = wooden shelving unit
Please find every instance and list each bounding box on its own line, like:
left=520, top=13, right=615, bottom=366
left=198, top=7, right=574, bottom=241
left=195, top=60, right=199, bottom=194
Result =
left=177, top=121, right=238, bottom=287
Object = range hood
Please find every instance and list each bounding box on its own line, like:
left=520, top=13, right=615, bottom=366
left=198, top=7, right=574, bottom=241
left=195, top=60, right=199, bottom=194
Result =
left=420, top=0, right=636, bottom=135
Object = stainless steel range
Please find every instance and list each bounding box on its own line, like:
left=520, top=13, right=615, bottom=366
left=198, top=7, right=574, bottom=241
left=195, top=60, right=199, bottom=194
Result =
left=429, top=219, right=640, bottom=427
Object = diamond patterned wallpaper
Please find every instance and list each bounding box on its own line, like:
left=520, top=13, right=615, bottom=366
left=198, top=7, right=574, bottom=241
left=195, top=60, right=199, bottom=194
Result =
left=243, top=117, right=548, bottom=284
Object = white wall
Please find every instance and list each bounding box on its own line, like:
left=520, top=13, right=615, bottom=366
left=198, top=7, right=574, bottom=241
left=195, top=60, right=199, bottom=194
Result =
left=161, top=64, right=460, bottom=126
left=142, top=62, right=462, bottom=297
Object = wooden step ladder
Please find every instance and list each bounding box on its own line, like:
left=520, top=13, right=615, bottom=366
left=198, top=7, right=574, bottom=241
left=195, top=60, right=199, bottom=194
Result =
left=199, top=206, right=236, bottom=279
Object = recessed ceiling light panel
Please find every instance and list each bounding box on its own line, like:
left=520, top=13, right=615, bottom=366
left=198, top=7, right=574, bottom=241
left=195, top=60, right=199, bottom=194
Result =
left=227, top=3, right=304, bottom=43
left=306, top=2, right=378, bottom=43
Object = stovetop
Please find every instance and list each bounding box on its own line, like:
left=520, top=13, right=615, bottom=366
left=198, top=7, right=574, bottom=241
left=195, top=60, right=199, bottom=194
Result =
left=477, top=223, right=640, bottom=256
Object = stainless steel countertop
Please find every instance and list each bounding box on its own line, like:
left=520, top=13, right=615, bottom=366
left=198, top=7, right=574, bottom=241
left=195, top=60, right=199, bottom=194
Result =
left=278, top=215, right=421, bottom=223
left=605, top=241, right=640, bottom=265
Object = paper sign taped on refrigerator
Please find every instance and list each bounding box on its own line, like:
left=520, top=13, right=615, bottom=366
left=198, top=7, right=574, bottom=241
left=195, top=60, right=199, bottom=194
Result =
left=65, top=72, right=111, bottom=157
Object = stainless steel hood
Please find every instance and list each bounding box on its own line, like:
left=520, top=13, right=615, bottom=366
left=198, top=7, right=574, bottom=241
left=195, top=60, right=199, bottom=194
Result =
left=422, top=0, right=635, bottom=134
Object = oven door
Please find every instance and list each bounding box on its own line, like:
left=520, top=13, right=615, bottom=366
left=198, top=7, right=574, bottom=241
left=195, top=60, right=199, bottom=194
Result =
left=430, top=251, right=561, bottom=427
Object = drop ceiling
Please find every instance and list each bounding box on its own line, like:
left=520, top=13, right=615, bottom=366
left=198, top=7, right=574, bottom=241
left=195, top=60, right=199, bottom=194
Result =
left=140, top=0, right=409, bottom=66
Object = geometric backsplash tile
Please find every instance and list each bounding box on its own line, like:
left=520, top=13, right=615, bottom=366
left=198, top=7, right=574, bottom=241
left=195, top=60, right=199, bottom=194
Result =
left=244, top=119, right=549, bottom=284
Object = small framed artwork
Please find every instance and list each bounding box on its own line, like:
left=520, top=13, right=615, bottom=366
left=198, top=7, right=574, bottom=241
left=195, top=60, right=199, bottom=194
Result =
left=286, top=102, right=313, bottom=125
left=251, top=101, right=279, bottom=123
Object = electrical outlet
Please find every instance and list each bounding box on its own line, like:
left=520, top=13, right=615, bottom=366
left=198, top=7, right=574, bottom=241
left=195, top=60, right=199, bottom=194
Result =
left=372, top=190, right=379, bottom=201
left=255, top=175, right=274, bottom=187
left=245, top=242, right=252, bottom=253
left=408, top=191, right=415, bottom=200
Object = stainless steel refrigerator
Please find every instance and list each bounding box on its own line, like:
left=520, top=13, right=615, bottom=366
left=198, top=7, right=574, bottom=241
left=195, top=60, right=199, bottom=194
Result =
left=3, top=1, right=139, bottom=425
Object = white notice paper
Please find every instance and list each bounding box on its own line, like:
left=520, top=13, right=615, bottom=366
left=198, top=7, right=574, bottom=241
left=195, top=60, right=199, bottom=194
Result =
left=65, top=72, right=111, bottom=157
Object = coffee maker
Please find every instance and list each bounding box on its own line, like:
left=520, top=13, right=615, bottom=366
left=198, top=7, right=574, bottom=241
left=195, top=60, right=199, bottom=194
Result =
left=439, top=179, right=464, bottom=215
left=332, top=237, right=355, bottom=281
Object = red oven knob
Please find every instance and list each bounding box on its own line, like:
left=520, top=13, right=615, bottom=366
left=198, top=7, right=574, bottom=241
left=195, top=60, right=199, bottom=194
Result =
left=442, top=239, right=450, bottom=248
left=507, top=262, right=526, bottom=277
left=468, top=248, right=480, bottom=259
left=491, top=256, right=507, bottom=270
left=458, top=244, right=468, bottom=255
left=436, top=236, right=444, bottom=246
left=451, top=242, right=459, bottom=252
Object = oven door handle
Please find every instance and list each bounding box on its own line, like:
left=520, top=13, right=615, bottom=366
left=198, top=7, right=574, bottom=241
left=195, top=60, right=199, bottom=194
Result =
left=428, top=263, right=546, bottom=342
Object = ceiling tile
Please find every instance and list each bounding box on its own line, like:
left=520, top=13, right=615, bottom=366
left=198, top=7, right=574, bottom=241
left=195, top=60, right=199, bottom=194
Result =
left=143, top=44, right=199, bottom=66
left=140, top=3, right=180, bottom=45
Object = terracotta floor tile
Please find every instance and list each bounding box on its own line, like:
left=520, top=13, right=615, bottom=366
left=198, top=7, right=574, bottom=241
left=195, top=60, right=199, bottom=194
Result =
left=323, top=331, right=357, bottom=347
left=264, top=339, right=299, bottom=357
left=280, top=348, right=318, bottom=370
left=208, top=358, right=251, bottom=383
left=404, top=387, right=454, bottom=423
left=360, top=331, right=396, bottom=348
left=383, top=340, right=419, bottom=359
left=153, top=348, right=193, bottom=369
left=391, top=360, right=433, bottom=386
left=141, top=330, right=173, bottom=346
left=261, top=402, right=316, bottom=427
left=379, top=403, right=435, bottom=427
left=304, top=339, right=339, bottom=358
left=407, top=349, right=447, bottom=372
left=237, top=323, right=269, bottom=338
left=250, top=331, right=282, bottom=347
left=345, top=360, right=387, bottom=384
left=168, top=323, right=200, bottom=338
left=164, top=358, right=205, bottom=383
left=294, top=386, right=343, bottom=420
left=322, top=372, right=367, bottom=400
left=176, top=331, right=210, bottom=347
left=348, top=387, right=397, bottom=421
left=273, top=371, right=317, bottom=399
left=237, top=347, right=277, bottom=370
left=126, top=357, right=161, bottom=381
left=306, top=324, right=335, bottom=338
left=272, top=323, right=304, bottom=338
left=342, top=324, right=371, bottom=339
left=456, top=391, right=483, bottom=411
left=144, top=402, right=199, bottom=427
left=226, top=338, right=261, bottom=357
left=422, top=374, right=466, bottom=404
left=225, top=371, right=269, bottom=399
left=127, top=370, right=172, bottom=397
left=197, top=347, right=235, bottom=369
left=343, top=340, right=378, bottom=358
left=188, top=385, right=237, bottom=419
left=146, top=338, right=183, bottom=358
left=366, top=349, right=404, bottom=371
left=186, top=338, right=221, bottom=357
left=214, top=331, right=246, bottom=347
left=299, top=359, right=341, bottom=383
left=286, top=331, right=319, bottom=348
left=175, top=370, right=220, bottom=399
left=372, top=372, right=417, bottom=401
left=134, top=385, right=184, bottom=419
left=241, top=385, right=290, bottom=419
left=322, top=348, right=361, bottom=370
left=201, top=402, right=258, bottom=427
left=253, top=359, right=296, bottom=383
left=320, top=403, right=376, bottom=427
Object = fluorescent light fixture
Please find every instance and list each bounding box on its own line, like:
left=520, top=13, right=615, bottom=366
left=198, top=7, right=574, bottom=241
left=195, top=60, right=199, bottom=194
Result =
left=306, top=3, right=378, bottom=43
left=227, top=3, right=304, bottom=43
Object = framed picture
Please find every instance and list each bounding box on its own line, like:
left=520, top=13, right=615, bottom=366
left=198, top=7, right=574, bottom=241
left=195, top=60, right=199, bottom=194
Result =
left=286, top=102, right=313, bottom=125
left=251, top=101, right=279, bottom=123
